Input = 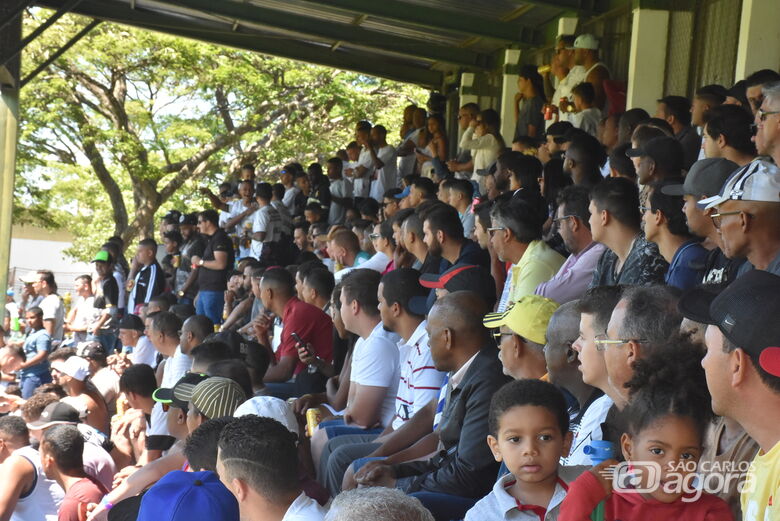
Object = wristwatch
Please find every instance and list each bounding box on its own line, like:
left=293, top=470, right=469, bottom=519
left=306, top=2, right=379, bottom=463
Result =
left=198, top=259, right=205, bottom=266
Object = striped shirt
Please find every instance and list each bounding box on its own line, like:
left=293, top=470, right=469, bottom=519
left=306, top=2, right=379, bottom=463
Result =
left=392, top=320, right=447, bottom=430
left=127, top=262, right=165, bottom=313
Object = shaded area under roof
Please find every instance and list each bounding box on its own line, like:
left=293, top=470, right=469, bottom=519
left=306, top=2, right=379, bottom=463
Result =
left=34, top=0, right=605, bottom=87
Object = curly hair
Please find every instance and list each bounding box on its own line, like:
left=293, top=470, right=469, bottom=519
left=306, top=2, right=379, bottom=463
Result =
left=623, top=332, right=712, bottom=438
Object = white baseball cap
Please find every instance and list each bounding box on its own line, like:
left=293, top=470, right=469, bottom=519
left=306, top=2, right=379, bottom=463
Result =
left=701, top=160, right=780, bottom=210
left=233, top=396, right=299, bottom=436
left=50, top=356, right=90, bottom=381
left=574, top=34, right=599, bottom=50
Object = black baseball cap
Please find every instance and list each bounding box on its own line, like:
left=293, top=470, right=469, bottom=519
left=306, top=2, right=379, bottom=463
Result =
left=179, top=213, right=198, bottom=226
left=625, top=136, right=684, bottom=175
left=76, top=341, right=108, bottom=361
left=118, top=314, right=145, bottom=332
left=678, top=270, right=780, bottom=377
left=660, top=158, right=739, bottom=198
left=27, top=402, right=81, bottom=429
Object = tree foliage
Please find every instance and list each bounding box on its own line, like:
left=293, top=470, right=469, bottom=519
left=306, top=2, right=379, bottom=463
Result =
left=17, top=11, right=427, bottom=260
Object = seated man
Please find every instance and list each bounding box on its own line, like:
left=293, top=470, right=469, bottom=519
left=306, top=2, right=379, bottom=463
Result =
left=218, top=416, right=326, bottom=520
left=40, top=424, right=107, bottom=521
left=329, top=230, right=371, bottom=281
left=483, top=295, right=559, bottom=380
left=50, top=356, right=109, bottom=435
left=0, top=416, right=63, bottom=521
left=354, top=291, right=511, bottom=521
left=252, top=267, right=333, bottom=397
left=310, top=270, right=400, bottom=471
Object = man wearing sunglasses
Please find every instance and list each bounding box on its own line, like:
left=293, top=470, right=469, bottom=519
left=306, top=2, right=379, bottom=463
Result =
left=700, top=159, right=780, bottom=276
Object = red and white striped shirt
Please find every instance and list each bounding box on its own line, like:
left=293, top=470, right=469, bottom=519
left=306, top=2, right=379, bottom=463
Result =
left=392, top=320, right=447, bottom=430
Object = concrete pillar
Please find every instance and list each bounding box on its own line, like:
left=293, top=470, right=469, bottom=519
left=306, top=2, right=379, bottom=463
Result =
left=0, top=5, right=22, bottom=320
left=626, top=8, right=669, bottom=113
left=459, top=73, right=479, bottom=108
left=735, top=0, right=780, bottom=80
left=499, top=49, right=521, bottom=145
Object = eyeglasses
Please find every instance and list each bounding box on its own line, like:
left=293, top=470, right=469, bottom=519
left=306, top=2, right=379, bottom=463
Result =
left=552, top=215, right=576, bottom=224
left=710, top=210, right=743, bottom=229
left=757, top=109, right=780, bottom=122
left=487, top=227, right=506, bottom=237
left=593, top=334, right=647, bottom=351
left=368, top=233, right=381, bottom=240
left=639, top=205, right=652, bottom=213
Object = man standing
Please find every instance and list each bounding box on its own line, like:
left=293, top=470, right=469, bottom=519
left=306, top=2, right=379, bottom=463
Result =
left=369, top=125, right=399, bottom=199
left=192, top=209, right=234, bottom=325
left=446, top=103, right=479, bottom=178
left=64, top=275, right=96, bottom=345
left=34, top=271, right=65, bottom=347
left=127, top=239, right=165, bottom=315
left=569, top=34, right=609, bottom=111
left=0, top=416, right=63, bottom=521
left=18, top=307, right=52, bottom=398
left=250, top=183, right=282, bottom=266
left=175, top=213, right=206, bottom=305
left=90, top=251, right=120, bottom=352
left=222, top=179, right=258, bottom=260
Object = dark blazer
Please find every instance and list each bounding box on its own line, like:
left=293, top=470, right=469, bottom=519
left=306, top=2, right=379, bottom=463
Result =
left=392, top=344, right=511, bottom=498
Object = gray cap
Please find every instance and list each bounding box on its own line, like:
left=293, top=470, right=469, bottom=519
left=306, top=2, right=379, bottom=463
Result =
left=660, top=158, right=739, bottom=198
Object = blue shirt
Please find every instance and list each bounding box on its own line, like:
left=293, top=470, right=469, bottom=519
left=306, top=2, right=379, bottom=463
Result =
left=666, top=239, right=709, bottom=290
left=21, top=328, right=51, bottom=377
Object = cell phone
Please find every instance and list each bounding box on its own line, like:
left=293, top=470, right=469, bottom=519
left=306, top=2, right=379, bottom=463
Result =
left=291, top=332, right=307, bottom=350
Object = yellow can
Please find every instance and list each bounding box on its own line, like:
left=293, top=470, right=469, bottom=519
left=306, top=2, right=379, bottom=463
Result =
left=305, top=407, right=322, bottom=438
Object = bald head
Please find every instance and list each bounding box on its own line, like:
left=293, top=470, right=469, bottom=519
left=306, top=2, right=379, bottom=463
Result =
left=432, top=291, right=488, bottom=339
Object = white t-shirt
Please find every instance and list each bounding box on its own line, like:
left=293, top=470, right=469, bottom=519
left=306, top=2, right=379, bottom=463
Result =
left=71, top=295, right=98, bottom=343
left=251, top=205, right=282, bottom=260
left=92, top=366, right=120, bottom=408
left=354, top=149, right=375, bottom=198
left=113, top=268, right=126, bottom=310
left=149, top=346, right=192, bottom=439
left=349, top=322, right=401, bottom=427
left=129, top=335, right=158, bottom=368
left=392, top=321, right=446, bottom=430
left=229, top=200, right=256, bottom=259
left=356, top=251, right=391, bottom=274
left=39, top=294, right=65, bottom=341
left=281, top=492, right=326, bottom=521
left=218, top=199, right=237, bottom=228
left=564, top=394, right=614, bottom=465
left=397, top=127, right=422, bottom=177
left=375, top=145, right=399, bottom=198
left=574, top=107, right=602, bottom=137
left=328, top=178, right=350, bottom=225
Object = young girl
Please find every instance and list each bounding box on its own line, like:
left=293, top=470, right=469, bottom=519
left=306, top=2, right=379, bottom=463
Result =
left=559, top=340, right=734, bottom=520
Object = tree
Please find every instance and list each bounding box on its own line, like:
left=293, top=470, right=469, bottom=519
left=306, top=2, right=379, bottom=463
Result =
left=16, top=12, right=427, bottom=259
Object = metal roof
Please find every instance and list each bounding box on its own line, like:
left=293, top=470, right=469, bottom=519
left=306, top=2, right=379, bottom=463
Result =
left=34, top=0, right=605, bottom=87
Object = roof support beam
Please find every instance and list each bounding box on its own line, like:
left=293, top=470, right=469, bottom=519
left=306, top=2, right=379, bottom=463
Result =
left=152, top=0, right=493, bottom=68
left=36, top=0, right=443, bottom=87
left=2, top=0, right=83, bottom=66
left=21, top=18, right=100, bottom=87
left=297, top=0, right=540, bottom=44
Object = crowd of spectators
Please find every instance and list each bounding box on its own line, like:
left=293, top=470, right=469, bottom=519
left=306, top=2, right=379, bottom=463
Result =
left=0, top=32, right=779, bottom=521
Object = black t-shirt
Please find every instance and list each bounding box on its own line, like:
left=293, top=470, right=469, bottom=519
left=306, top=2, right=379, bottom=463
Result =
left=701, top=247, right=746, bottom=286
left=198, top=228, right=235, bottom=291
left=176, top=234, right=206, bottom=297
left=94, top=276, right=119, bottom=331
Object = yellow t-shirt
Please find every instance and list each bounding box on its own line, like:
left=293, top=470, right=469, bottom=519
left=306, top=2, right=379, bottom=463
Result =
left=508, top=240, right=565, bottom=304
left=741, top=440, right=780, bottom=521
